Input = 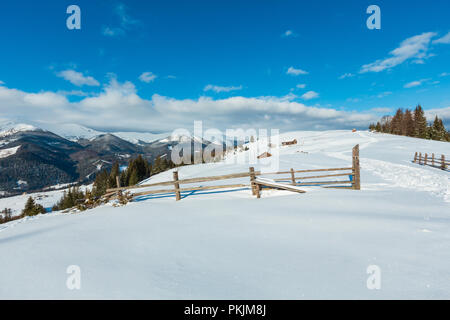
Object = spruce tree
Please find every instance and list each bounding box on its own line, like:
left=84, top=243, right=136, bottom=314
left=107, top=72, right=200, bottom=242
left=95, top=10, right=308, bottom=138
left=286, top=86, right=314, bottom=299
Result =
left=391, top=109, right=404, bottom=135
left=403, top=109, right=415, bottom=137
left=413, top=105, right=427, bottom=138
left=22, top=197, right=46, bottom=216
left=128, top=168, right=139, bottom=186
left=109, top=162, right=120, bottom=188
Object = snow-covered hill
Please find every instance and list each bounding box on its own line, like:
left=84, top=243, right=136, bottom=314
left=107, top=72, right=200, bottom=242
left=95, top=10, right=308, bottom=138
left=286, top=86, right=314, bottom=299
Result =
left=0, top=130, right=449, bottom=299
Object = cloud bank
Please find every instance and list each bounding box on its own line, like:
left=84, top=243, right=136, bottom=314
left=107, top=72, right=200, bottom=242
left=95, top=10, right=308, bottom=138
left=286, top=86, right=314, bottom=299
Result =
left=0, top=78, right=378, bottom=133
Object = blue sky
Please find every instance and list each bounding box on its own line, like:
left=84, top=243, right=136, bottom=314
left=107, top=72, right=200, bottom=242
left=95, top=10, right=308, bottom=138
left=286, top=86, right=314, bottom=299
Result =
left=0, top=0, right=449, bottom=132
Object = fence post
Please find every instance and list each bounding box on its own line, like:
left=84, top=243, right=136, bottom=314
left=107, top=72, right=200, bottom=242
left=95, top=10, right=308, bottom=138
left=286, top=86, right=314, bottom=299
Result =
left=173, top=171, right=181, bottom=201
left=249, top=167, right=256, bottom=196
left=432, top=153, right=435, bottom=167
left=352, top=144, right=361, bottom=190
left=414, top=152, right=418, bottom=163
left=290, top=168, right=296, bottom=186
left=419, top=153, right=422, bottom=165
left=442, top=155, right=447, bottom=170
left=116, top=176, right=121, bottom=189
left=424, top=153, right=428, bottom=166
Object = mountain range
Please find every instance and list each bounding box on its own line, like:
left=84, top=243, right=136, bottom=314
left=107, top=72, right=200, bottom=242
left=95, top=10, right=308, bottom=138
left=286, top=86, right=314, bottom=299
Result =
left=0, top=121, right=219, bottom=197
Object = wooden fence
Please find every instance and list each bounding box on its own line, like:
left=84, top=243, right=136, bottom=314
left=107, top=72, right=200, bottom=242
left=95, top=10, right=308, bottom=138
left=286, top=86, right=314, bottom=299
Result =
left=413, top=152, right=448, bottom=170
left=105, top=144, right=361, bottom=201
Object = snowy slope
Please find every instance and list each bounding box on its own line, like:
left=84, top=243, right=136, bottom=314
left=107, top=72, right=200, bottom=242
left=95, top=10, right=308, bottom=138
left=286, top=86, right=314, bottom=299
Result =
left=1, top=119, right=169, bottom=144
left=0, top=130, right=449, bottom=299
left=0, top=120, right=39, bottom=138
left=0, top=145, right=21, bottom=159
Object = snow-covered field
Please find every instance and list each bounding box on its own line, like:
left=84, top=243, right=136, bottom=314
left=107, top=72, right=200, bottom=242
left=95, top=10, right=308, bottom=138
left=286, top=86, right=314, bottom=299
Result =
left=0, top=130, right=449, bottom=299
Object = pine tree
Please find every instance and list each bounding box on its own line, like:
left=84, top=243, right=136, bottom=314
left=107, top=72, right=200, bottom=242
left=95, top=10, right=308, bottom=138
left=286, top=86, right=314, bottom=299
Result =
left=391, top=108, right=404, bottom=135
left=22, top=197, right=46, bottom=216
left=403, top=109, right=415, bottom=137
left=375, top=122, right=382, bottom=132
left=128, top=168, right=139, bottom=186
left=109, top=162, right=120, bottom=188
left=413, top=105, right=427, bottom=138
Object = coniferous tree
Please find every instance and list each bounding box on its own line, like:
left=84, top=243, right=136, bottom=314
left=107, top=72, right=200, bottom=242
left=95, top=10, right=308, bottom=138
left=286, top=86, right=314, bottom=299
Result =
left=403, top=109, right=415, bottom=137
left=128, top=168, right=139, bottom=186
left=22, top=197, right=46, bottom=216
left=390, top=109, right=404, bottom=135
left=370, top=105, right=449, bottom=142
left=413, top=105, right=427, bottom=138
left=108, top=162, right=120, bottom=188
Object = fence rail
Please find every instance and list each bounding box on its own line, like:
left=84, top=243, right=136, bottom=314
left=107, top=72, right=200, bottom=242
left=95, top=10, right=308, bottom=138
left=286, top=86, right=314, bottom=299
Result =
left=413, top=152, right=449, bottom=170
left=105, top=144, right=361, bottom=201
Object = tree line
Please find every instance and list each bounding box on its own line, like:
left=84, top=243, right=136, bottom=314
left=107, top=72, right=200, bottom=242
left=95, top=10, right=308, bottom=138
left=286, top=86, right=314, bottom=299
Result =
left=369, top=105, right=449, bottom=142
left=52, top=155, right=180, bottom=212
left=0, top=197, right=47, bottom=225
left=1, top=155, right=183, bottom=223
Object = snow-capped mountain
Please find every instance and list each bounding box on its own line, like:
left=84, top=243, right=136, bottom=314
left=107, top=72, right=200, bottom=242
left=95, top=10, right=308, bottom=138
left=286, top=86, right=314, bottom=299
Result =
left=0, top=120, right=223, bottom=196
left=0, top=120, right=40, bottom=138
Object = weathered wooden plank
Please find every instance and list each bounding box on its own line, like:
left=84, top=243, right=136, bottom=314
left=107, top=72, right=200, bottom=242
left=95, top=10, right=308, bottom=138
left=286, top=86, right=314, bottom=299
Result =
left=173, top=171, right=181, bottom=201
left=352, top=144, right=361, bottom=190
left=274, top=173, right=353, bottom=182
left=107, top=171, right=254, bottom=192
left=249, top=167, right=257, bottom=196
left=133, top=184, right=249, bottom=198
left=255, top=179, right=306, bottom=194
left=290, top=168, right=296, bottom=186
left=296, top=180, right=352, bottom=186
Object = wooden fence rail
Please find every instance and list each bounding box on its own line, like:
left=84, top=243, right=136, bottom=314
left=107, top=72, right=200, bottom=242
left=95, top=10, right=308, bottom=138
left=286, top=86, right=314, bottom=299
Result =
left=413, top=152, right=449, bottom=170
left=105, top=145, right=361, bottom=201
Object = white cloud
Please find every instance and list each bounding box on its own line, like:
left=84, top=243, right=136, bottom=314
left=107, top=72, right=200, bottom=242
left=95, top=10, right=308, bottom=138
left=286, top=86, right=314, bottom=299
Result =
left=346, top=98, right=361, bottom=103
left=139, top=72, right=157, bottom=83
left=102, top=3, right=140, bottom=37
left=425, top=106, right=450, bottom=124
left=301, top=91, right=319, bottom=100
left=339, top=73, right=355, bottom=79
left=296, top=84, right=306, bottom=89
left=433, top=32, right=450, bottom=44
left=403, top=81, right=422, bottom=88
left=0, top=79, right=382, bottom=132
left=287, top=66, right=308, bottom=76
left=57, top=70, right=100, bottom=87
left=102, top=27, right=125, bottom=37
left=360, top=32, right=436, bottom=73
left=403, top=79, right=430, bottom=88
left=440, top=72, right=449, bottom=77
left=0, top=80, right=4, bottom=85
left=377, top=91, right=392, bottom=98
left=282, top=30, right=297, bottom=38
left=204, top=84, right=243, bottom=93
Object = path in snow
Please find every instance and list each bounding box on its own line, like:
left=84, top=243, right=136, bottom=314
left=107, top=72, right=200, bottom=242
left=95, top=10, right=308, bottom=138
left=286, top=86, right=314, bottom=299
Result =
left=326, top=133, right=450, bottom=203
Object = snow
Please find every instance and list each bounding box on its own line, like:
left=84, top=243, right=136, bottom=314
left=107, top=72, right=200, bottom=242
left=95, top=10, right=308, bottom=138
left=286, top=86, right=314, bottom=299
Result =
left=113, top=132, right=170, bottom=144
left=0, top=189, right=66, bottom=217
left=0, top=121, right=38, bottom=138
left=1, top=119, right=169, bottom=144
left=0, top=130, right=449, bottom=299
left=37, top=123, right=102, bottom=141
left=0, top=145, right=20, bottom=159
